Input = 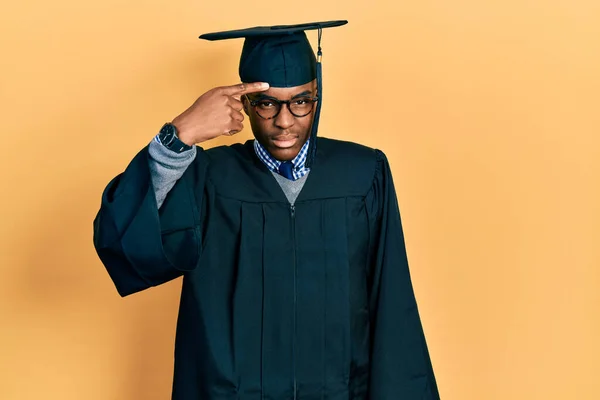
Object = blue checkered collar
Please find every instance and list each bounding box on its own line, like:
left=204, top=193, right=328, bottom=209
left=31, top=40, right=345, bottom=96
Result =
left=253, top=139, right=311, bottom=181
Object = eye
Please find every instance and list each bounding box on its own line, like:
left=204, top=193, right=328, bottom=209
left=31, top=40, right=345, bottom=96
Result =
left=293, top=98, right=311, bottom=105
left=257, top=100, right=276, bottom=109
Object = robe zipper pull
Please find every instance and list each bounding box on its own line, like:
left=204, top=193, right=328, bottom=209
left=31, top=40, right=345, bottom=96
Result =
left=290, top=204, right=295, bottom=217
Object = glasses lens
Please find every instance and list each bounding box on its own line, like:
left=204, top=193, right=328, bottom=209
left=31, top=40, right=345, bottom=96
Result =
left=253, top=97, right=316, bottom=119
left=255, top=100, right=280, bottom=119
left=289, top=97, right=315, bottom=117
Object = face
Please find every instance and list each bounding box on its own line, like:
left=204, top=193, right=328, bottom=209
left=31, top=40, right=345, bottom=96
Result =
left=243, top=79, right=317, bottom=161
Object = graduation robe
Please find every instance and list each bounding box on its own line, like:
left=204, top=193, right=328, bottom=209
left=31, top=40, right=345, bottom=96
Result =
left=93, top=137, right=440, bottom=399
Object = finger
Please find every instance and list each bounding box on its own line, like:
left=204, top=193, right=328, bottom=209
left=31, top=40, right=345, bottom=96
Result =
left=221, top=82, right=269, bottom=96
left=228, top=97, right=244, bottom=112
left=230, top=109, right=244, bottom=123
left=225, top=121, right=244, bottom=136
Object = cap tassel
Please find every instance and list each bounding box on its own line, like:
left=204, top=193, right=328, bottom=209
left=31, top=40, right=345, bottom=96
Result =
left=307, top=26, right=323, bottom=168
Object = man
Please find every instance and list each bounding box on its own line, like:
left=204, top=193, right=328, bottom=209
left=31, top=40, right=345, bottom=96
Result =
left=93, top=20, right=440, bottom=399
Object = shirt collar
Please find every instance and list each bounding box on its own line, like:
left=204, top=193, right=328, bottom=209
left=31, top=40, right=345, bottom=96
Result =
left=254, top=139, right=310, bottom=174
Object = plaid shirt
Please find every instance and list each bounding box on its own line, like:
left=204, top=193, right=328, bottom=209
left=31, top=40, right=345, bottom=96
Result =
left=254, top=139, right=311, bottom=181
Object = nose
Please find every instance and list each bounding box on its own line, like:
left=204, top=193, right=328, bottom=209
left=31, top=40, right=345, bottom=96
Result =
left=274, top=103, right=295, bottom=130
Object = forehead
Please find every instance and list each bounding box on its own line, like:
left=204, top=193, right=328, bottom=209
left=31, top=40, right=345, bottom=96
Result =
left=262, top=79, right=316, bottom=98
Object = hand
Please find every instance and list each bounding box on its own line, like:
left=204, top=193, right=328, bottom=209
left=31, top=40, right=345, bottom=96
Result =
left=171, top=82, right=270, bottom=145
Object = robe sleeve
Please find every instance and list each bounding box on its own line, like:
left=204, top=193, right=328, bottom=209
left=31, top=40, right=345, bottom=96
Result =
left=93, top=146, right=208, bottom=297
left=367, top=150, right=440, bottom=399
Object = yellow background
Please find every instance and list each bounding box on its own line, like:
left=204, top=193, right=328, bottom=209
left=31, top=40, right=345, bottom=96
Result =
left=1, top=0, right=599, bottom=399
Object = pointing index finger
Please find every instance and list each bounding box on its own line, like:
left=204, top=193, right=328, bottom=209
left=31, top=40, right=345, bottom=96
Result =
left=222, top=82, right=270, bottom=96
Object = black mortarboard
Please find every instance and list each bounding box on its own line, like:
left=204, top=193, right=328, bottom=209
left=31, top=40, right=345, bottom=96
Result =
left=199, top=20, right=348, bottom=166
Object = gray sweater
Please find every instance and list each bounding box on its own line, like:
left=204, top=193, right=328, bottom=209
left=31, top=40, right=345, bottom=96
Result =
left=148, top=140, right=309, bottom=208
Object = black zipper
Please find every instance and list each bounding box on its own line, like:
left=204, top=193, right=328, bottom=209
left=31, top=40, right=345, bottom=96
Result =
left=290, top=204, right=297, bottom=400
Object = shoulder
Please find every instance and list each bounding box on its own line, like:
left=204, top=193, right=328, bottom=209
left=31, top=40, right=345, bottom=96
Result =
left=190, top=141, right=270, bottom=196
left=318, top=137, right=378, bottom=157
left=308, top=137, right=388, bottom=197
left=178, top=141, right=256, bottom=193
left=196, top=140, right=255, bottom=170
left=318, top=136, right=388, bottom=166
left=203, top=141, right=250, bottom=159
left=317, top=137, right=388, bottom=165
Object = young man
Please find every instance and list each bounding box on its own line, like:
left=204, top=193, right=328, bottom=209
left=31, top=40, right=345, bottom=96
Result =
left=93, top=21, right=440, bottom=399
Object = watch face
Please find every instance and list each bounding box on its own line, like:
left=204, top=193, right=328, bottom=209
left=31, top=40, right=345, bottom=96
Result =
left=159, top=123, right=191, bottom=152
left=159, top=123, right=176, bottom=145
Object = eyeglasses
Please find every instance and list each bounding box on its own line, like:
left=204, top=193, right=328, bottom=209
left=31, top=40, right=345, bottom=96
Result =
left=248, top=96, right=319, bottom=120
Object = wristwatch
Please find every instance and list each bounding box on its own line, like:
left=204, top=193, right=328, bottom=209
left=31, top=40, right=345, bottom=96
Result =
left=158, top=122, right=193, bottom=153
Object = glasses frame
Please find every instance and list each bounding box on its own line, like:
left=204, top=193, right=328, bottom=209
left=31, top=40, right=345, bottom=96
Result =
left=248, top=96, right=319, bottom=120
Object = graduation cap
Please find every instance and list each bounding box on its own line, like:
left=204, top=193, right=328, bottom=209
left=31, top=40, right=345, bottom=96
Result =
left=199, top=20, right=348, bottom=167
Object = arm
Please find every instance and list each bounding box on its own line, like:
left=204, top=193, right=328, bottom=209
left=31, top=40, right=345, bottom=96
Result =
left=367, top=150, right=440, bottom=399
left=93, top=144, right=207, bottom=297
left=92, top=82, right=271, bottom=297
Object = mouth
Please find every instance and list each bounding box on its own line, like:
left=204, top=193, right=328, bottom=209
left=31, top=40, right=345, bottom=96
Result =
left=271, top=135, right=298, bottom=149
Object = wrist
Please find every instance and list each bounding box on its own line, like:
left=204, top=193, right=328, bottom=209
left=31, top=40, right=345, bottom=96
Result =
left=171, top=118, right=195, bottom=146
left=176, top=130, right=196, bottom=146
